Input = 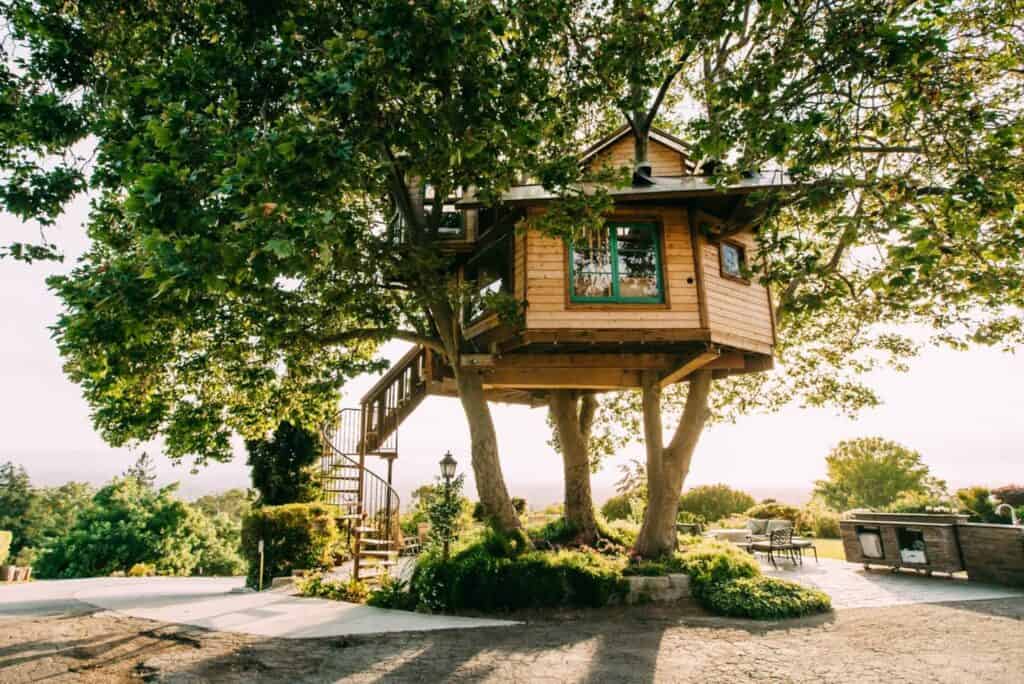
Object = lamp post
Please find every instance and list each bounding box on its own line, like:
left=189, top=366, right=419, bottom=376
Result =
left=439, top=451, right=457, bottom=561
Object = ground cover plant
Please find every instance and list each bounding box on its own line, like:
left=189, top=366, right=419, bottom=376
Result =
left=241, top=503, right=340, bottom=589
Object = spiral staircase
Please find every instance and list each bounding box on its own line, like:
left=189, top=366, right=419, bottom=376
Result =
left=320, top=346, right=433, bottom=583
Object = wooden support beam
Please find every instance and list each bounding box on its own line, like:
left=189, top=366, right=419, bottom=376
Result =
left=484, top=368, right=644, bottom=390
left=703, top=352, right=746, bottom=370
left=659, top=350, right=720, bottom=388
left=492, top=353, right=683, bottom=370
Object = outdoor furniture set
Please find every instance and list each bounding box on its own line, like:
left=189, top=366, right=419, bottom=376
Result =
left=708, top=519, right=819, bottom=567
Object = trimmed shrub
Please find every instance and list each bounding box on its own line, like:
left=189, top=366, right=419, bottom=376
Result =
left=409, top=544, right=627, bottom=613
left=679, top=484, right=755, bottom=524
left=622, top=555, right=686, bottom=577
left=0, top=531, right=11, bottom=566
left=992, top=484, right=1024, bottom=508
left=531, top=517, right=580, bottom=546
left=744, top=502, right=800, bottom=524
left=241, top=503, right=339, bottom=589
left=703, top=576, right=831, bottom=619
left=679, top=540, right=831, bottom=620
left=679, top=540, right=760, bottom=601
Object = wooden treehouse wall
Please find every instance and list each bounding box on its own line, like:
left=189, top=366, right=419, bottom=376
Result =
left=590, top=136, right=688, bottom=176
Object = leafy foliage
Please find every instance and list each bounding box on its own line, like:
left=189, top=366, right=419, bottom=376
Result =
left=680, top=539, right=830, bottom=619
left=796, top=502, right=841, bottom=539
left=0, top=463, right=34, bottom=553
left=744, top=502, right=801, bottom=523
left=426, top=474, right=467, bottom=555
left=34, top=477, right=218, bottom=578
left=409, top=544, right=628, bottom=613
left=246, top=422, right=320, bottom=506
left=600, top=493, right=635, bottom=522
left=0, top=531, right=11, bottom=566
left=813, top=438, right=947, bottom=511
left=297, top=573, right=372, bottom=604
left=679, top=484, right=756, bottom=524
left=955, top=487, right=1003, bottom=524
left=703, top=576, right=831, bottom=620
left=241, top=503, right=339, bottom=589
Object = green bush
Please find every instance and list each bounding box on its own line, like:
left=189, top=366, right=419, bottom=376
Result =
left=296, top=573, right=371, bottom=603
left=703, top=576, right=831, bottom=619
left=367, top=576, right=418, bottom=610
left=679, top=540, right=760, bottom=600
left=679, top=484, right=755, bottom=524
left=531, top=517, right=580, bottom=546
left=796, top=503, right=840, bottom=538
left=241, top=503, right=339, bottom=589
left=600, top=494, right=634, bottom=522
left=128, top=562, right=156, bottom=577
left=884, top=491, right=954, bottom=514
left=744, top=502, right=801, bottom=523
left=0, top=531, right=11, bottom=566
left=600, top=518, right=638, bottom=547
left=621, top=555, right=686, bottom=577
left=956, top=486, right=1002, bottom=523
left=409, top=544, right=627, bottom=613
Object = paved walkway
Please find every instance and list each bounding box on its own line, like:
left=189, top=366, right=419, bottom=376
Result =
left=0, top=577, right=516, bottom=638
left=763, top=557, right=1024, bottom=608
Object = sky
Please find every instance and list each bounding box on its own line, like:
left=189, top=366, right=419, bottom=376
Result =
left=2, top=196, right=1022, bottom=507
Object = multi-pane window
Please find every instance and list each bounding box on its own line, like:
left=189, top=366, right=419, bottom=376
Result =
left=569, top=222, right=663, bottom=303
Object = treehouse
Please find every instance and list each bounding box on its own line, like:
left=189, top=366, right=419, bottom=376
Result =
left=425, top=126, right=782, bottom=402
left=322, top=126, right=788, bottom=580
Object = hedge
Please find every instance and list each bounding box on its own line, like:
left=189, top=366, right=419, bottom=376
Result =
left=0, top=531, right=11, bottom=566
left=241, top=503, right=339, bottom=589
left=409, top=543, right=627, bottom=612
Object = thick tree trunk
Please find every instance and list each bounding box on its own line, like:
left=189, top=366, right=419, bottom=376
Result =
left=634, top=369, right=713, bottom=558
left=548, top=390, right=599, bottom=545
left=430, top=300, right=521, bottom=534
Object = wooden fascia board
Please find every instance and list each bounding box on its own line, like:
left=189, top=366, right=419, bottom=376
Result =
left=659, top=350, right=720, bottom=388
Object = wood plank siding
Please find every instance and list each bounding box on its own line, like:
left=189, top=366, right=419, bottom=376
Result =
left=590, top=137, right=688, bottom=176
left=699, top=230, right=775, bottom=353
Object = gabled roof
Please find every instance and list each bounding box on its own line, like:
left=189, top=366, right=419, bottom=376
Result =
left=579, top=124, right=696, bottom=173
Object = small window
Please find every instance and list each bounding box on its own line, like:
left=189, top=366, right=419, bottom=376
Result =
left=719, top=240, right=748, bottom=282
left=569, top=222, right=663, bottom=303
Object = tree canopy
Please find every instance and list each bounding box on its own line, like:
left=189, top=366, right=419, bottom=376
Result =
left=813, top=436, right=947, bottom=511
left=2, top=0, right=1022, bottom=527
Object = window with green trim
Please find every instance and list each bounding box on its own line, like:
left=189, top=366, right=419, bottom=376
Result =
left=569, top=222, right=663, bottom=303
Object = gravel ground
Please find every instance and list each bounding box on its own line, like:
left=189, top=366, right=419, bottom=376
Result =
left=1, top=598, right=1022, bottom=683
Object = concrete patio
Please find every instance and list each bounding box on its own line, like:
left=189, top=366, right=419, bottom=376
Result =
left=0, top=576, right=517, bottom=638
left=764, top=557, right=1024, bottom=609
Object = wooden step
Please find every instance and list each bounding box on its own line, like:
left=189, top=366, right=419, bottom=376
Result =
left=359, top=538, right=394, bottom=546
left=360, top=550, right=398, bottom=557
left=353, top=526, right=378, bottom=534
left=336, top=514, right=363, bottom=521
left=359, top=558, right=398, bottom=567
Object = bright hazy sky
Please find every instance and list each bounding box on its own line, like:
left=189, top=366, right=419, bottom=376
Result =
left=3, top=197, right=1022, bottom=506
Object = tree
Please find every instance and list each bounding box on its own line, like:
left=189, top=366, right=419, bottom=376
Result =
left=0, top=462, right=35, bottom=553
left=35, top=477, right=218, bottom=578
left=246, top=421, right=320, bottom=506
left=123, top=452, right=158, bottom=488
left=679, top=485, right=756, bottom=524
left=22, top=481, right=94, bottom=550
left=814, top=438, right=947, bottom=511
left=547, top=391, right=601, bottom=544
left=572, top=0, right=1024, bottom=556
left=5, top=0, right=1023, bottom=547
left=1, top=0, right=596, bottom=535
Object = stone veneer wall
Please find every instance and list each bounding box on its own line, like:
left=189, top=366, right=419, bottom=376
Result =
left=957, top=523, right=1024, bottom=588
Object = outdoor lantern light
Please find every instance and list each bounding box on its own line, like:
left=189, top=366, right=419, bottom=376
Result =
left=440, top=451, right=457, bottom=480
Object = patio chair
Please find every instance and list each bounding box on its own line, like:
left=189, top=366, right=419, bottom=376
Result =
left=750, top=527, right=802, bottom=567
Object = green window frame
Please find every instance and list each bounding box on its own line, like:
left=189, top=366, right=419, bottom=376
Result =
left=568, top=221, right=664, bottom=304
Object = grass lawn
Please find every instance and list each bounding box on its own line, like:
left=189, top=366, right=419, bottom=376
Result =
left=813, top=538, right=846, bottom=560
